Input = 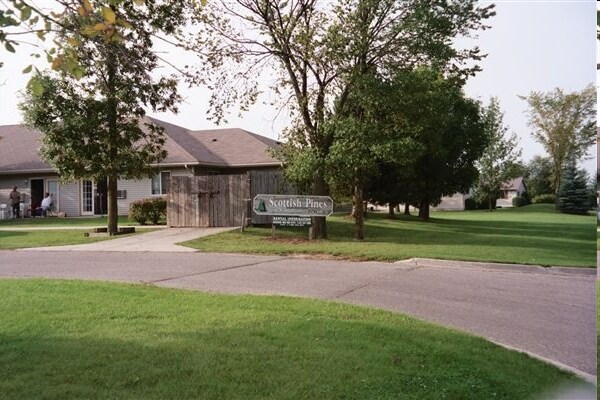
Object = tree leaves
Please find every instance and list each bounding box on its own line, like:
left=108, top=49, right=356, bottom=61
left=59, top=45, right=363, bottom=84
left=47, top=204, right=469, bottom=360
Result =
left=26, top=76, right=44, bottom=96
left=4, top=41, right=15, bottom=53
left=102, top=7, right=116, bottom=25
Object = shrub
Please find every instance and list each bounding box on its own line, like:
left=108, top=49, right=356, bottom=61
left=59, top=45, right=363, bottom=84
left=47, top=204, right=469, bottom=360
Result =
left=464, top=198, right=477, bottom=210
left=129, top=198, right=167, bottom=225
left=531, top=194, right=556, bottom=204
left=512, top=196, right=529, bottom=207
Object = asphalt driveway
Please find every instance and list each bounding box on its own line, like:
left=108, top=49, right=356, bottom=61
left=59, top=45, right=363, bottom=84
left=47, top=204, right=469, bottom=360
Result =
left=0, top=250, right=595, bottom=382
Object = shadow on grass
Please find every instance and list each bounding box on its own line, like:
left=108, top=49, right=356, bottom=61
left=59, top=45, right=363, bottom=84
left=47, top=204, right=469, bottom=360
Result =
left=252, top=217, right=593, bottom=250
left=0, top=323, right=578, bottom=400
left=0, top=279, right=589, bottom=399
left=0, top=231, right=27, bottom=239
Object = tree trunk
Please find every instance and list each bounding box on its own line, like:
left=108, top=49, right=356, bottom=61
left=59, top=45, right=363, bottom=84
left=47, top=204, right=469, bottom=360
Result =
left=309, top=174, right=328, bottom=240
left=388, top=203, right=395, bottom=218
left=418, top=199, right=430, bottom=221
left=488, top=195, right=492, bottom=212
left=106, top=43, right=119, bottom=235
left=404, top=203, right=410, bottom=215
left=353, top=182, right=364, bottom=240
left=107, top=175, right=118, bottom=235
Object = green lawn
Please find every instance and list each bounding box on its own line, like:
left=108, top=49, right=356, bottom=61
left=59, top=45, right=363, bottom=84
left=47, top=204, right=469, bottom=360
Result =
left=0, top=229, right=140, bottom=249
left=0, top=215, right=137, bottom=227
left=0, top=279, right=582, bottom=399
left=183, top=204, right=596, bottom=267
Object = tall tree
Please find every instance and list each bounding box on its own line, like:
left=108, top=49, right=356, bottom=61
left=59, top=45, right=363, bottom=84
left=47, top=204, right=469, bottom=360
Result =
left=188, top=0, right=494, bottom=239
left=520, top=85, right=596, bottom=194
left=20, top=1, right=191, bottom=234
left=383, top=69, right=487, bottom=221
left=325, top=71, right=418, bottom=239
left=474, top=98, right=522, bottom=211
left=524, top=155, right=553, bottom=198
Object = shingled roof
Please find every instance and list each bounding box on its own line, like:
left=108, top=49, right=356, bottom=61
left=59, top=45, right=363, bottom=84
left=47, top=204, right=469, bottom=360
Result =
left=0, top=124, right=54, bottom=174
left=0, top=118, right=282, bottom=174
left=501, top=177, right=525, bottom=191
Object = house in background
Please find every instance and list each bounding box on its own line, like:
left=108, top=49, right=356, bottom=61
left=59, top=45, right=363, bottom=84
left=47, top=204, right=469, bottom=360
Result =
left=432, top=177, right=527, bottom=211
left=0, top=117, right=282, bottom=217
left=496, top=177, right=527, bottom=208
left=432, top=191, right=473, bottom=211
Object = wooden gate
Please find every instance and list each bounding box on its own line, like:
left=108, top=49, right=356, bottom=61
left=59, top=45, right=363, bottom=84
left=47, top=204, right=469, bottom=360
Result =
left=167, top=174, right=250, bottom=227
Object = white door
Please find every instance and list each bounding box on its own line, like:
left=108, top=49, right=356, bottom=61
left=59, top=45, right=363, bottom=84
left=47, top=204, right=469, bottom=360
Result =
left=81, top=180, right=94, bottom=215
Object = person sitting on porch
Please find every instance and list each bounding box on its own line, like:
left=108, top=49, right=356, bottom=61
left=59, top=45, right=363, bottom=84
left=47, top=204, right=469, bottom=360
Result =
left=36, top=193, right=53, bottom=217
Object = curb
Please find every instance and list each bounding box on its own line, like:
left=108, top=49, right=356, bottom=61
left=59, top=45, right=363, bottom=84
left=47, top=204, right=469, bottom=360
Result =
left=394, top=258, right=596, bottom=277
left=487, top=339, right=597, bottom=385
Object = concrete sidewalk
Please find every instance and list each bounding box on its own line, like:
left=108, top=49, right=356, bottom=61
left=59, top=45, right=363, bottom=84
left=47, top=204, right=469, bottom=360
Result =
left=21, top=227, right=236, bottom=252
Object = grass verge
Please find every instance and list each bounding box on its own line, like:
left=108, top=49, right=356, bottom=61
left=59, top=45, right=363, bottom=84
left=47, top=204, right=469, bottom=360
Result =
left=0, top=216, right=139, bottom=227
left=0, top=229, right=140, bottom=249
left=182, top=204, right=596, bottom=267
left=0, top=279, right=582, bottom=399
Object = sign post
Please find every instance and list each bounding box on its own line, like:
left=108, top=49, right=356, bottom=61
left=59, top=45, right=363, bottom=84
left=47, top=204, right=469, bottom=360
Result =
left=252, top=194, right=333, bottom=239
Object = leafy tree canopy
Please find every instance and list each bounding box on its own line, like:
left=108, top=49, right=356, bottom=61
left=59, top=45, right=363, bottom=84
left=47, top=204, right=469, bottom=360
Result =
left=474, top=97, right=522, bottom=211
left=520, top=85, right=596, bottom=194
left=19, top=0, right=194, bottom=234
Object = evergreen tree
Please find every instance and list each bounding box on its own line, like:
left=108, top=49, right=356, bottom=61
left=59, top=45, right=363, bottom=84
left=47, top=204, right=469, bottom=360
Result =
left=556, top=162, right=590, bottom=215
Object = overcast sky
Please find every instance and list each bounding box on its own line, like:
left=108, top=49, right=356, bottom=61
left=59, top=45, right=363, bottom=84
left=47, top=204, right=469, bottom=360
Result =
left=0, top=0, right=596, bottom=174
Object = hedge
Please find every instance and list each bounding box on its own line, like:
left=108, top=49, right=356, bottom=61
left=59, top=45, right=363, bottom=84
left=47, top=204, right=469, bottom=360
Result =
left=129, top=197, right=167, bottom=225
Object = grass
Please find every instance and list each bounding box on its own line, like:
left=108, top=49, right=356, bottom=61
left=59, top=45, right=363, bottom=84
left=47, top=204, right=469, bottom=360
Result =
left=183, top=204, right=596, bottom=267
left=0, top=279, right=582, bottom=399
left=0, top=215, right=139, bottom=227
left=0, top=229, right=142, bottom=250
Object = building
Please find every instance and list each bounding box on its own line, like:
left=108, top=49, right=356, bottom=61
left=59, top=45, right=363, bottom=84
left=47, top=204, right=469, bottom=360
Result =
left=496, top=177, right=527, bottom=208
left=0, top=117, right=282, bottom=217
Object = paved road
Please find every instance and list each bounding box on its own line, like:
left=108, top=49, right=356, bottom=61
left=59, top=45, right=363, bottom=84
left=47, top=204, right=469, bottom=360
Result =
left=0, top=250, right=595, bottom=381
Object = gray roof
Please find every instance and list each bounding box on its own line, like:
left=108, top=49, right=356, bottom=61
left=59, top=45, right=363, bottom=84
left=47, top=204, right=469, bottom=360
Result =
left=0, top=118, right=282, bottom=174
left=502, top=177, right=524, bottom=191
left=0, top=124, right=54, bottom=174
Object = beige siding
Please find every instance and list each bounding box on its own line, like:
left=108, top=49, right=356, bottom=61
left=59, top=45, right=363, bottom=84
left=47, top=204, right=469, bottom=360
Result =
left=172, top=168, right=194, bottom=177
left=0, top=175, right=84, bottom=216
left=116, top=169, right=191, bottom=214
left=497, top=190, right=518, bottom=208
left=59, top=181, right=81, bottom=216
left=116, top=178, right=152, bottom=215
left=433, top=193, right=467, bottom=211
left=0, top=177, right=32, bottom=218
left=0, top=176, right=31, bottom=207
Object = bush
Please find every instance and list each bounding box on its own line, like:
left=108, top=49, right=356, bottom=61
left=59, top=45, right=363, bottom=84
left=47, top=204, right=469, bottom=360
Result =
left=531, top=194, right=556, bottom=204
left=464, top=198, right=477, bottom=210
left=129, top=198, right=167, bottom=225
left=512, top=196, right=529, bottom=207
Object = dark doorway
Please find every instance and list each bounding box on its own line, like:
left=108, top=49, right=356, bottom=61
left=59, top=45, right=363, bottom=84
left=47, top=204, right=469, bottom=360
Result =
left=94, top=178, right=108, bottom=215
left=30, top=179, right=44, bottom=209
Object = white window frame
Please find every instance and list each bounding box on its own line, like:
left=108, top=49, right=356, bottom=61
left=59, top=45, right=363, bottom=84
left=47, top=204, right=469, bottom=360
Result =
left=151, top=170, right=171, bottom=195
left=45, top=179, right=59, bottom=212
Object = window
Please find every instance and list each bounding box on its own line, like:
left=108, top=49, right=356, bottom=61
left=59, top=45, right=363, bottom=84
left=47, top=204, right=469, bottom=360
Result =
left=151, top=171, right=170, bottom=195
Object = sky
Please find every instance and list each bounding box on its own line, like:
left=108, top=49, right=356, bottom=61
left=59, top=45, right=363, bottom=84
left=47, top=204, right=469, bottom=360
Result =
left=0, top=0, right=596, bottom=174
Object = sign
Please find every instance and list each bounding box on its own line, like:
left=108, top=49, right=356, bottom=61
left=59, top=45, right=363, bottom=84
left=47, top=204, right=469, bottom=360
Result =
left=253, top=194, right=334, bottom=217
left=272, top=216, right=312, bottom=227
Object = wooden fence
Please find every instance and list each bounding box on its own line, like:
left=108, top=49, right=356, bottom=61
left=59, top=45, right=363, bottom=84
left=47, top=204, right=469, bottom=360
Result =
left=167, top=170, right=294, bottom=227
